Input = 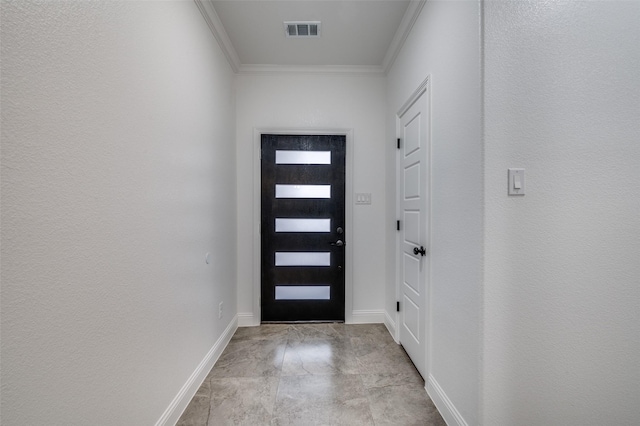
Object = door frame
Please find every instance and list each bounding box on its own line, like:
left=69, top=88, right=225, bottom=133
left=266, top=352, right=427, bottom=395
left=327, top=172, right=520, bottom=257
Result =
left=395, top=76, right=431, bottom=373
left=251, top=128, right=354, bottom=325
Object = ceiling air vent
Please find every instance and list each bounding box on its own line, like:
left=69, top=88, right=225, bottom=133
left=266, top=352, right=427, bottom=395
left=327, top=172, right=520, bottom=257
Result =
left=284, top=21, right=321, bottom=38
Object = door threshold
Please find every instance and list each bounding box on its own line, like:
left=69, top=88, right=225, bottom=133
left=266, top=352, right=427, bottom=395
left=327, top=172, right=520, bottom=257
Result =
left=261, top=320, right=345, bottom=324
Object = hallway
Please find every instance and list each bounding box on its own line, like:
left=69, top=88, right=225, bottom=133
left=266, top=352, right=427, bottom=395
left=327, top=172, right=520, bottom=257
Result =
left=2, top=1, right=638, bottom=424
left=177, top=324, right=445, bottom=425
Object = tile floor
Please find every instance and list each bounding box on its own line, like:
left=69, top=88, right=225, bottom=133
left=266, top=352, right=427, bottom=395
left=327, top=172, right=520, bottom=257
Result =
left=177, top=323, right=446, bottom=426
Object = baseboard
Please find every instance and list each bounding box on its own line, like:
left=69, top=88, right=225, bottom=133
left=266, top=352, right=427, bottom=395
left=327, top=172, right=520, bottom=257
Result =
left=349, top=309, right=385, bottom=324
left=426, top=374, right=468, bottom=426
left=383, top=310, right=398, bottom=343
left=155, top=315, right=238, bottom=426
left=237, top=312, right=258, bottom=327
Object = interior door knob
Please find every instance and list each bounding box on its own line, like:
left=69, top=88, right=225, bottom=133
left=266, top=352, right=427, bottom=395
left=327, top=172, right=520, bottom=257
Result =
left=413, top=246, right=426, bottom=256
left=330, top=240, right=344, bottom=247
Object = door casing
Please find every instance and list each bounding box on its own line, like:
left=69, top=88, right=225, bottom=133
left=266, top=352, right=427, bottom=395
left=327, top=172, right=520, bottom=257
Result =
left=249, top=128, right=354, bottom=325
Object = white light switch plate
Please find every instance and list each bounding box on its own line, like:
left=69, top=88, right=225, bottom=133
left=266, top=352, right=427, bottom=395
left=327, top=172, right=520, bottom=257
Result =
left=355, top=193, right=372, bottom=205
left=508, top=168, right=525, bottom=196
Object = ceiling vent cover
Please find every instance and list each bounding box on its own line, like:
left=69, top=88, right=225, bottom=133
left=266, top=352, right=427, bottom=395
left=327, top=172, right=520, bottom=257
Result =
left=284, top=21, right=321, bottom=38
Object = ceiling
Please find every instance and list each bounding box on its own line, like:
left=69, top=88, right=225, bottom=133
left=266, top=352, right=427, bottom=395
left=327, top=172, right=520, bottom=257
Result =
left=198, top=0, right=423, bottom=73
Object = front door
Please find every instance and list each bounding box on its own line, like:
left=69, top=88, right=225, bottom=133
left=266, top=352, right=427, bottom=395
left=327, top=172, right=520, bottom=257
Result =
left=398, top=82, right=430, bottom=378
left=261, top=134, right=346, bottom=322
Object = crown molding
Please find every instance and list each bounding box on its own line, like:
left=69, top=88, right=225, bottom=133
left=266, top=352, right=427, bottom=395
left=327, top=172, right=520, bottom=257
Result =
left=238, top=64, right=385, bottom=76
left=195, top=0, right=424, bottom=76
left=382, top=0, right=426, bottom=74
left=194, top=0, right=241, bottom=73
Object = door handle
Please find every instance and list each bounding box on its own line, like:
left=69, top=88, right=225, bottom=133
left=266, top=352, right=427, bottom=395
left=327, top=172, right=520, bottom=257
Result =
left=413, top=246, right=426, bottom=256
left=330, top=240, right=345, bottom=247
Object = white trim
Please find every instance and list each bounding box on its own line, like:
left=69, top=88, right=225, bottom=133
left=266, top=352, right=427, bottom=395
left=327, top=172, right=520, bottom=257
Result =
left=395, top=113, right=403, bottom=349
left=194, top=0, right=240, bottom=73
left=398, top=75, right=430, bottom=117
left=350, top=310, right=385, bottom=324
left=195, top=0, right=424, bottom=76
left=382, top=0, right=427, bottom=74
left=238, top=64, right=384, bottom=76
left=384, top=309, right=399, bottom=343
left=253, top=129, right=354, bottom=324
left=155, top=316, right=238, bottom=426
left=237, top=312, right=257, bottom=327
left=427, top=375, right=469, bottom=426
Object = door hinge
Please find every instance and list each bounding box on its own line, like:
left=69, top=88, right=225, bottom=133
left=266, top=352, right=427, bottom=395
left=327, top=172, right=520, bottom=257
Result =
left=396, top=220, right=400, bottom=231
left=397, top=138, right=401, bottom=149
left=397, top=301, right=400, bottom=312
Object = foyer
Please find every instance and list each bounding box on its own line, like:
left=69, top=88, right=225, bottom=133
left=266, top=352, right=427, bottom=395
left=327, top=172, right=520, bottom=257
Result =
left=1, top=1, right=638, bottom=425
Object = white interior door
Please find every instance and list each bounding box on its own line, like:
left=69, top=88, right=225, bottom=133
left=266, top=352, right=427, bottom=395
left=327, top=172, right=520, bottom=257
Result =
left=398, top=82, right=430, bottom=378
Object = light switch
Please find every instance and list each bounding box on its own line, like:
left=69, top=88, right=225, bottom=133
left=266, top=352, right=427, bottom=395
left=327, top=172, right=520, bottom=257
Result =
left=355, top=193, right=372, bottom=205
left=508, top=168, right=525, bottom=196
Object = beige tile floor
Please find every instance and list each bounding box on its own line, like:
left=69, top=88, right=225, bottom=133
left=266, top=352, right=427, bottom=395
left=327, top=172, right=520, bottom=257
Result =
left=177, top=323, right=446, bottom=426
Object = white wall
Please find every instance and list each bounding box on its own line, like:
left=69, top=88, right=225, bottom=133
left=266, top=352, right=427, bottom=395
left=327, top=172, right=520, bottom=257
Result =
left=0, top=2, right=236, bottom=425
left=385, top=2, right=483, bottom=425
left=235, top=73, right=387, bottom=324
left=483, top=1, right=640, bottom=424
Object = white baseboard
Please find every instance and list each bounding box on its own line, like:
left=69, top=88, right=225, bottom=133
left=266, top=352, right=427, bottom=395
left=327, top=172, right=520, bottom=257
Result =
left=349, top=309, right=385, bottom=324
left=426, top=374, right=468, bottom=426
left=237, top=312, right=258, bottom=327
left=155, top=316, right=238, bottom=426
left=383, top=310, right=398, bottom=343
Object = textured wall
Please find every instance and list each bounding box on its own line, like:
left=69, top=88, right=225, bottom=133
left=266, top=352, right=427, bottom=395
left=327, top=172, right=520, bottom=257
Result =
left=483, top=1, right=640, bottom=424
left=0, top=1, right=236, bottom=424
left=385, top=1, right=483, bottom=424
left=235, top=73, right=387, bottom=323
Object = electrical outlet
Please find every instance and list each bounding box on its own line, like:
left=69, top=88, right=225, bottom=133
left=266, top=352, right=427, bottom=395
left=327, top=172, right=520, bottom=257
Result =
left=218, top=302, right=223, bottom=319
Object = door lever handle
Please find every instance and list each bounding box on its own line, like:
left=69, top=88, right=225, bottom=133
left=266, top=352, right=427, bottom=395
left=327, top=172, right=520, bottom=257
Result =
left=330, top=240, right=345, bottom=247
left=413, top=246, right=426, bottom=256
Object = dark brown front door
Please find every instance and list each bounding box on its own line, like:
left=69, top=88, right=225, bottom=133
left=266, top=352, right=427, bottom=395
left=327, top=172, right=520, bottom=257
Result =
left=261, top=134, right=346, bottom=322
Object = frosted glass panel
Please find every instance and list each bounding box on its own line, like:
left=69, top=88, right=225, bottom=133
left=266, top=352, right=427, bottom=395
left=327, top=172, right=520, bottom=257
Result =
left=276, top=184, right=331, bottom=199
left=275, top=252, right=331, bottom=266
left=276, top=150, right=331, bottom=165
left=275, top=218, right=331, bottom=233
left=275, top=286, right=331, bottom=300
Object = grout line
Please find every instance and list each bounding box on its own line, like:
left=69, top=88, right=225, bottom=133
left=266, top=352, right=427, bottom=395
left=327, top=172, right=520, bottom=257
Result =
left=179, top=323, right=444, bottom=424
